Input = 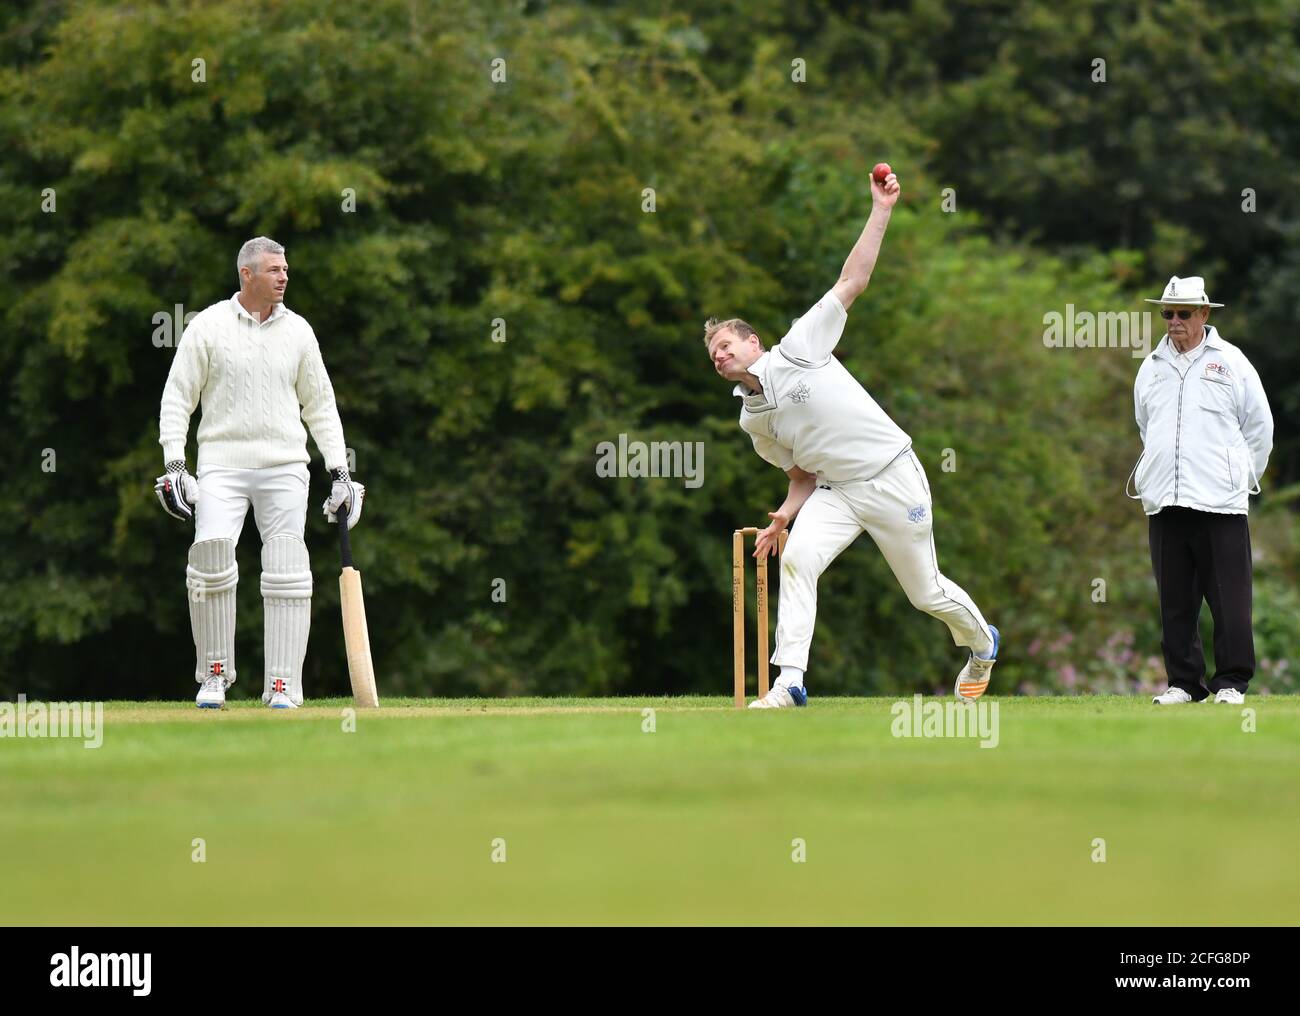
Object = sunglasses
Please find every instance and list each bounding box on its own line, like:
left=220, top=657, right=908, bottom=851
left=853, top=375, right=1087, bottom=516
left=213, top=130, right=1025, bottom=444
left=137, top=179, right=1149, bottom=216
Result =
left=1160, top=309, right=1198, bottom=320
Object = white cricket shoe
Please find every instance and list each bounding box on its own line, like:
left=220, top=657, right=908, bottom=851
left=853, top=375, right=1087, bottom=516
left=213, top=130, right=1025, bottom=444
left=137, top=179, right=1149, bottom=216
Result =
left=1214, top=688, right=1245, bottom=704
left=196, top=676, right=228, bottom=709
left=955, top=625, right=999, bottom=700
left=1152, top=687, right=1196, bottom=705
left=748, top=685, right=807, bottom=709
left=267, top=691, right=298, bottom=710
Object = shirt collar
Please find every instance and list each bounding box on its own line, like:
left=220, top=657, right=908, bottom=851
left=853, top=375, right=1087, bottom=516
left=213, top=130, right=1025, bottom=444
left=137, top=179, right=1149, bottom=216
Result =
left=1154, top=325, right=1223, bottom=361
left=230, top=292, right=287, bottom=326
left=731, top=351, right=770, bottom=398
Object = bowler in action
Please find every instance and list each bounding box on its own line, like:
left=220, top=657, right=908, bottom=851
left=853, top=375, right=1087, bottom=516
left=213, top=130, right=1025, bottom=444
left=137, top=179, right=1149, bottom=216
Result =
left=704, top=170, right=999, bottom=708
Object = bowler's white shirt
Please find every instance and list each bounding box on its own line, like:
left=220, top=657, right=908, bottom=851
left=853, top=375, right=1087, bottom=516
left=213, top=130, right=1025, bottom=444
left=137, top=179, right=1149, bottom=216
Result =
left=734, top=290, right=911, bottom=482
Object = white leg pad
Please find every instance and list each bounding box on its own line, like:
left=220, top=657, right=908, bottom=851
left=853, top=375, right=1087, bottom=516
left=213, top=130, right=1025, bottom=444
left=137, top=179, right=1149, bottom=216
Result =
left=187, top=539, right=238, bottom=686
left=260, top=535, right=312, bottom=705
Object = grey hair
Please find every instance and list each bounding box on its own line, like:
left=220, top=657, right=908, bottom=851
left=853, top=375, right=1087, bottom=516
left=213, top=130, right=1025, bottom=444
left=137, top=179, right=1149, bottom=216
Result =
left=236, top=237, right=285, bottom=280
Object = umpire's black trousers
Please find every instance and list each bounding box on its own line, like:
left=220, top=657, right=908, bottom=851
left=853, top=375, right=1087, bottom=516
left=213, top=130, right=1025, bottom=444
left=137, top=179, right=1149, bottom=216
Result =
left=1148, top=507, right=1254, bottom=698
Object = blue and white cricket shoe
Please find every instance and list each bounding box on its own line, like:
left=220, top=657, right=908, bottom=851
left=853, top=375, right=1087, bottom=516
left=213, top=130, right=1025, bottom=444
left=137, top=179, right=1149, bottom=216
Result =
left=955, top=625, right=999, bottom=700
left=196, top=676, right=227, bottom=709
left=267, top=691, right=298, bottom=709
left=748, top=685, right=808, bottom=709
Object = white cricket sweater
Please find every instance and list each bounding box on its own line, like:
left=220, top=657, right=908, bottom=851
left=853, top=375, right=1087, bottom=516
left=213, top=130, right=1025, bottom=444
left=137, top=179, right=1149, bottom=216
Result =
left=158, top=294, right=348, bottom=472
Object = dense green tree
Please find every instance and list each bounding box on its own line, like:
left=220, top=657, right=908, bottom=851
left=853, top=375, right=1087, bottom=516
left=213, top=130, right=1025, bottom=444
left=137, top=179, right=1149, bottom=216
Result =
left=1, top=0, right=1294, bottom=700
left=612, top=0, right=1300, bottom=479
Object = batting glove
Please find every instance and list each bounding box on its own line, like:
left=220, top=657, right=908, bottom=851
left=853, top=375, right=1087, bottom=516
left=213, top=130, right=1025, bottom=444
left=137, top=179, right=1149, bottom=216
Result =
left=154, top=460, right=199, bottom=522
left=323, top=467, right=365, bottom=529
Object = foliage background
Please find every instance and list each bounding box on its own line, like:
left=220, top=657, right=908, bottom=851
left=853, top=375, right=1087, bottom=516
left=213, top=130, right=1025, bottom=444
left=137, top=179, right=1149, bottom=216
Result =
left=2, top=0, right=1296, bottom=700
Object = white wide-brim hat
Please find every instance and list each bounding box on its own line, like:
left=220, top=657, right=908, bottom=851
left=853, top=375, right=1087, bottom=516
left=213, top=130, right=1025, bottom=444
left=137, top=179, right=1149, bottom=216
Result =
left=1144, top=275, right=1224, bottom=307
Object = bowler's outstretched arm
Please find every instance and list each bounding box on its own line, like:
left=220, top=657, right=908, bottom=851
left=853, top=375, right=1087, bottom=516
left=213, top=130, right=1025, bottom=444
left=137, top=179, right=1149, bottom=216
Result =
left=832, top=170, right=901, bottom=312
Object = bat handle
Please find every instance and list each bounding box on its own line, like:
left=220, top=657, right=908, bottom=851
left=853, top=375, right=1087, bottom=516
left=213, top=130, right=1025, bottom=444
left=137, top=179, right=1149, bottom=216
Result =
left=337, top=502, right=353, bottom=568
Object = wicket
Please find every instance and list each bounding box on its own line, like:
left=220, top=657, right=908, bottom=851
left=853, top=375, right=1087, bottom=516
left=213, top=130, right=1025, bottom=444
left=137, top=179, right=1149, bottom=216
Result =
left=732, top=526, right=788, bottom=708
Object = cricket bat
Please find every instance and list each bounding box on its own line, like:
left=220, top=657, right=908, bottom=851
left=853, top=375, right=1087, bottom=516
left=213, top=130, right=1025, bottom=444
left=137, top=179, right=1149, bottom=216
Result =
left=337, top=508, right=379, bottom=708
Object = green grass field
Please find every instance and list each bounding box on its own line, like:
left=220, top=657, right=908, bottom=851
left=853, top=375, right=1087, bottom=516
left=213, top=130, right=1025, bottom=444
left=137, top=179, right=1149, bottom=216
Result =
left=2, top=695, right=1297, bottom=925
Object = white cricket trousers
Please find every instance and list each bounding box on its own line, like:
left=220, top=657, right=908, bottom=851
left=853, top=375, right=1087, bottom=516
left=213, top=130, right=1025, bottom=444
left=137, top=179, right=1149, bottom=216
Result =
left=193, top=462, right=310, bottom=544
left=772, top=449, right=993, bottom=671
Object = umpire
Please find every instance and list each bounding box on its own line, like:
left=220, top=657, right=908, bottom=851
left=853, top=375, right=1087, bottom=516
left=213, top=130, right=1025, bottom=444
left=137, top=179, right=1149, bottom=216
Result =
left=1129, top=276, right=1273, bottom=705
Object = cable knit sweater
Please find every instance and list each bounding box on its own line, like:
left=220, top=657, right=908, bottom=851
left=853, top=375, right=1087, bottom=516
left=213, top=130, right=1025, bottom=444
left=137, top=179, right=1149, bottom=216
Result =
left=159, top=294, right=348, bottom=472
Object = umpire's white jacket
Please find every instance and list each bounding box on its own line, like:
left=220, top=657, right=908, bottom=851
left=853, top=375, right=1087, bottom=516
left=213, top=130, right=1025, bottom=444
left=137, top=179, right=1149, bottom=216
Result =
left=1129, top=326, right=1273, bottom=515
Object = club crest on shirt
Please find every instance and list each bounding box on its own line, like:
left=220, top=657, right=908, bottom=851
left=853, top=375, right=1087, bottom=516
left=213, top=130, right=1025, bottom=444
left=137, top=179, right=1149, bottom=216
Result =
left=788, top=381, right=812, bottom=404
left=907, top=505, right=927, bottom=523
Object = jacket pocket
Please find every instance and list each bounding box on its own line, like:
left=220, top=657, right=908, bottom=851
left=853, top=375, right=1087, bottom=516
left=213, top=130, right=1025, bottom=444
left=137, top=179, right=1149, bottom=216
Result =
left=1130, top=441, right=1172, bottom=509
left=1132, top=450, right=1153, bottom=495
left=1227, top=446, right=1258, bottom=496
left=1199, top=377, right=1236, bottom=417
left=1127, top=452, right=1144, bottom=497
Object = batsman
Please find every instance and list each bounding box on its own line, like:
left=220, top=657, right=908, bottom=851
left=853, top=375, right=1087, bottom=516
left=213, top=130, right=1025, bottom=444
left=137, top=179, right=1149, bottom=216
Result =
left=155, top=237, right=365, bottom=709
left=705, top=169, right=999, bottom=708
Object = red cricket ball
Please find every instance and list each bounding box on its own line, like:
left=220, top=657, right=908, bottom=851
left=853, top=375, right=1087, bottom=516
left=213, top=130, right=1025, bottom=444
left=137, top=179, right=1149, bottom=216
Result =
left=872, top=162, right=893, bottom=185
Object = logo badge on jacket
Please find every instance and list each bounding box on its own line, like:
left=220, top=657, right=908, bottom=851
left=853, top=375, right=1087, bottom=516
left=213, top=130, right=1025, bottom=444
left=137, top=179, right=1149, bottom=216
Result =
left=788, top=381, right=812, bottom=404
left=907, top=505, right=927, bottom=523
left=1204, top=361, right=1231, bottom=381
